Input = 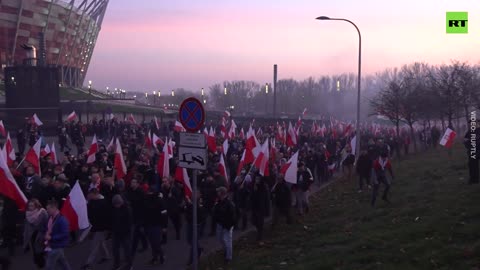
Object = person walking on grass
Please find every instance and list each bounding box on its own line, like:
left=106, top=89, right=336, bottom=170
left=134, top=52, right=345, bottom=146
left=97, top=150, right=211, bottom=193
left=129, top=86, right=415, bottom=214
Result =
left=356, top=149, right=373, bottom=193
left=371, top=152, right=394, bottom=206
left=213, top=187, right=236, bottom=265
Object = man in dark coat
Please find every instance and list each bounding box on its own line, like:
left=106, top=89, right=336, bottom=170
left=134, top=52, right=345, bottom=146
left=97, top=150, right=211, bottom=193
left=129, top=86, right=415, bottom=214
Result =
left=111, top=195, right=133, bottom=270
left=250, top=176, right=269, bottom=243
left=271, top=173, right=292, bottom=228
left=125, top=179, right=148, bottom=254
left=356, top=149, right=373, bottom=192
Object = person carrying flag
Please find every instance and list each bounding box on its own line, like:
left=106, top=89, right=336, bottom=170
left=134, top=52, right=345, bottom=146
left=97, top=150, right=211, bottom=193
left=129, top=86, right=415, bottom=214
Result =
left=371, top=152, right=394, bottom=206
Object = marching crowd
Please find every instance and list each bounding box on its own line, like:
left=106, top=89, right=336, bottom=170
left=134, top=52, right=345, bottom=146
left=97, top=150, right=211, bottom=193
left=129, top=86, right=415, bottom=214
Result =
left=0, top=115, right=438, bottom=270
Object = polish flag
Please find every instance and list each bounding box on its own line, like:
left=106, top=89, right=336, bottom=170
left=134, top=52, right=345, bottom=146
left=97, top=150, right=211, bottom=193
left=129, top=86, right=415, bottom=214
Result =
left=32, top=114, right=43, bottom=126
left=25, top=139, right=42, bottom=175
left=280, top=151, right=298, bottom=184
left=86, top=135, right=98, bottom=164
left=114, top=139, right=127, bottom=179
left=0, top=151, right=27, bottom=210
left=224, top=110, right=231, bottom=118
left=311, top=121, right=318, bottom=135
left=174, top=167, right=192, bottom=198
left=440, top=128, right=456, bottom=148
left=168, top=139, right=175, bottom=159
left=0, top=120, right=5, bottom=137
left=286, top=122, right=297, bottom=147
left=223, top=139, right=229, bottom=156
left=245, top=126, right=258, bottom=164
left=174, top=120, right=186, bottom=132
left=253, top=138, right=270, bottom=177
left=256, top=128, right=263, bottom=137
left=107, top=137, right=115, bottom=152
left=227, top=120, right=237, bottom=139
left=239, top=128, right=245, bottom=140
left=127, top=114, right=136, bottom=124
left=60, top=181, right=89, bottom=231
left=344, top=124, right=352, bottom=137
left=157, top=138, right=170, bottom=178
left=145, top=131, right=153, bottom=148
left=295, top=116, right=302, bottom=131
left=208, top=127, right=217, bottom=153
left=4, top=133, right=16, bottom=166
left=40, top=144, right=51, bottom=158
left=219, top=154, right=229, bottom=185
left=154, top=116, right=160, bottom=130
left=50, top=142, right=59, bottom=165
left=220, top=117, right=227, bottom=138
left=320, top=124, right=326, bottom=137
left=236, top=150, right=246, bottom=176
left=66, top=111, right=77, bottom=122
left=152, top=133, right=164, bottom=146
left=270, top=138, right=277, bottom=163
left=302, top=108, right=307, bottom=116
left=350, top=135, right=357, bottom=156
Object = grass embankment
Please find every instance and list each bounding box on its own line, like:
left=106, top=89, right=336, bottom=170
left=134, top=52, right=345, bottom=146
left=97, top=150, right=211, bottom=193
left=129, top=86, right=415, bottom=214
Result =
left=203, top=144, right=480, bottom=270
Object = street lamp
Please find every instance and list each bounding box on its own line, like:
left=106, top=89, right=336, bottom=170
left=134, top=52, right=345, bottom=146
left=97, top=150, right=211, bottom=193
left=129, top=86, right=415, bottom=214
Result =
left=201, top=88, right=204, bottom=96
left=88, top=80, right=92, bottom=95
left=153, top=91, right=157, bottom=104
left=265, top=83, right=269, bottom=114
left=224, top=87, right=227, bottom=95
left=158, top=91, right=161, bottom=97
left=337, top=80, right=340, bottom=91
left=316, top=15, right=362, bottom=160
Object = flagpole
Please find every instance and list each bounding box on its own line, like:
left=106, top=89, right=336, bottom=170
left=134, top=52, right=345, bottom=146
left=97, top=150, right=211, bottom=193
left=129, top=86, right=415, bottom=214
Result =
left=16, top=157, right=26, bottom=170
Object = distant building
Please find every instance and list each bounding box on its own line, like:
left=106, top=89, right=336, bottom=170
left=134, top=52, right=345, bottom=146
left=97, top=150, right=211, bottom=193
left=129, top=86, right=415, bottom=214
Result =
left=0, top=0, right=109, bottom=87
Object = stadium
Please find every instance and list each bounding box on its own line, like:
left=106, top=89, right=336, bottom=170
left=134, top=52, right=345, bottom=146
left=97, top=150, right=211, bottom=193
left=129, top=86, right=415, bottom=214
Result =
left=0, top=0, right=109, bottom=87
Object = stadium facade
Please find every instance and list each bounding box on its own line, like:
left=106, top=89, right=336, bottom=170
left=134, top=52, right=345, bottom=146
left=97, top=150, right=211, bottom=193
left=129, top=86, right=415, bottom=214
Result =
left=0, top=0, right=109, bottom=87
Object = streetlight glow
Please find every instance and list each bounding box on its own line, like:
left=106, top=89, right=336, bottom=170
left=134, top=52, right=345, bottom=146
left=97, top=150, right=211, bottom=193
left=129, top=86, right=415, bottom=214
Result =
left=337, top=80, right=340, bottom=91
left=224, top=87, right=227, bottom=95
left=265, top=83, right=269, bottom=94
left=153, top=91, right=156, bottom=95
left=171, top=90, right=175, bottom=97
left=145, top=92, right=148, bottom=98
left=201, top=88, right=204, bottom=96
left=158, top=91, right=161, bottom=97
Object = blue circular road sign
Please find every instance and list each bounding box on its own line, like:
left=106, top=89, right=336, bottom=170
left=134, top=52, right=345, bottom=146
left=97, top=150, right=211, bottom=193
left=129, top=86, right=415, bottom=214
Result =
left=179, top=97, right=205, bottom=133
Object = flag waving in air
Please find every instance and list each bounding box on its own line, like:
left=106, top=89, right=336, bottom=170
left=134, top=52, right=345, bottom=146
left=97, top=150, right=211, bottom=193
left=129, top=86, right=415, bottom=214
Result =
left=175, top=167, right=192, bottom=198
left=0, top=150, right=27, bottom=210
left=439, top=128, right=456, bottom=148
left=86, top=135, right=98, bottom=164
left=280, top=151, right=298, bottom=184
left=66, top=111, right=77, bottom=122
left=61, top=181, right=89, bottom=231
left=32, top=114, right=43, bottom=126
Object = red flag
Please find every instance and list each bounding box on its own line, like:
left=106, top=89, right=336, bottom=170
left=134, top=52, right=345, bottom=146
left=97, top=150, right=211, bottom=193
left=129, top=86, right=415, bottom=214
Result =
left=25, top=139, right=42, bottom=175
left=220, top=117, right=227, bottom=138
left=0, top=151, right=27, bottom=210
left=145, top=131, right=152, bottom=148
left=154, top=116, right=160, bottom=130
left=174, top=167, right=192, bottom=198
left=224, top=110, right=231, bottom=118
left=219, top=154, right=229, bottom=184
left=239, top=128, right=245, bottom=140
left=227, top=120, right=237, bottom=139
left=286, top=122, right=297, bottom=147
left=440, top=128, right=456, bottom=148
left=168, top=139, right=175, bottom=159
left=114, top=139, right=127, bottom=179
left=152, top=133, right=164, bottom=146
left=0, top=120, right=6, bottom=137
left=127, top=114, right=136, bottom=124
left=40, top=144, right=50, bottom=158
left=208, top=127, right=216, bottom=153
left=157, top=138, right=170, bottom=178
left=66, top=111, right=77, bottom=122
left=60, top=181, right=89, bottom=231
left=253, top=138, right=269, bottom=177
left=51, top=142, right=59, bottom=165
left=86, top=135, right=98, bottom=164
left=174, top=120, right=186, bottom=132
left=5, top=133, right=16, bottom=166
left=236, top=150, right=246, bottom=176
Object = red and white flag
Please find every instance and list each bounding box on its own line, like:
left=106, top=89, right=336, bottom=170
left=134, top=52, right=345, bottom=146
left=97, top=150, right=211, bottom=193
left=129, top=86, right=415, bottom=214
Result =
left=227, top=120, right=237, bottom=139
left=127, top=114, right=136, bottom=124
left=40, top=144, right=51, bottom=158
left=239, top=128, right=245, bottom=140
left=50, top=142, right=59, bottom=165
left=86, top=135, right=98, bottom=164
left=174, top=120, right=186, bottom=132
left=223, top=139, right=229, bottom=157
left=114, top=139, right=127, bottom=179
left=145, top=131, right=153, bottom=148
left=157, top=138, right=170, bottom=178
left=32, top=114, right=43, bottom=126
left=219, top=154, right=229, bottom=185
left=153, top=133, right=164, bottom=146
left=66, top=111, right=77, bottom=122
left=168, top=139, right=175, bottom=159
left=286, top=122, right=297, bottom=147
left=220, top=117, right=227, bottom=138
left=61, top=181, right=89, bottom=231
left=440, top=128, right=456, bottom=148
left=0, top=120, right=6, bottom=137
left=0, top=151, right=27, bottom=210
left=224, top=110, right=231, bottom=118
left=154, top=116, right=160, bottom=130
left=302, top=108, right=307, bottom=116
left=25, top=139, right=42, bottom=175
left=236, top=150, right=246, bottom=176
left=350, top=135, right=357, bottom=156
left=4, top=133, right=15, bottom=166
left=253, top=138, right=270, bottom=177
left=107, top=137, right=115, bottom=152
left=208, top=127, right=216, bottom=153
left=280, top=151, right=298, bottom=184
left=174, top=167, right=192, bottom=198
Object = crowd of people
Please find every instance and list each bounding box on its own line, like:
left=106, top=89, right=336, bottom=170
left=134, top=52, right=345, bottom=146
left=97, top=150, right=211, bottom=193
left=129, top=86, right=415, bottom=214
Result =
left=0, top=115, right=439, bottom=270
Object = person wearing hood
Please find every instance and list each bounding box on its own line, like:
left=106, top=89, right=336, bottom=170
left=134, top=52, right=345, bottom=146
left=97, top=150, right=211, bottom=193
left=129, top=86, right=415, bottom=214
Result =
left=82, top=189, right=111, bottom=270
left=23, top=199, right=48, bottom=269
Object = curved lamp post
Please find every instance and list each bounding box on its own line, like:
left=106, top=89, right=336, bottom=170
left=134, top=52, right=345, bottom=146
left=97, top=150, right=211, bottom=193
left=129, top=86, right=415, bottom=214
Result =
left=316, top=16, right=362, bottom=160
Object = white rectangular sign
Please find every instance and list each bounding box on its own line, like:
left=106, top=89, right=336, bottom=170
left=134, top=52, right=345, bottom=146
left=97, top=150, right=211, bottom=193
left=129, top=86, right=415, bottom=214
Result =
left=178, top=146, right=208, bottom=170
left=179, top=132, right=206, bottom=148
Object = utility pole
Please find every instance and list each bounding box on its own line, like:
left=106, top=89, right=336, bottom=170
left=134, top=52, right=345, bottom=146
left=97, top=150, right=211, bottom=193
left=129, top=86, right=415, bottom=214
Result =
left=273, top=64, right=277, bottom=118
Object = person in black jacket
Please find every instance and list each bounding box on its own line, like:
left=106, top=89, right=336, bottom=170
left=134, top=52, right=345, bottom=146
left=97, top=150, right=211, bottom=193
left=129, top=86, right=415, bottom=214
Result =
left=111, top=194, right=133, bottom=270
left=161, top=179, right=183, bottom=241
left=143, top=187, right=167, bottom=266
left=125, top=179, right=148, bottom=255
left=271, top=173, right=293, bottom=228
left=213, top=187, right=236, bottom=264
left=82, top=189, right=111, bottom=270
left=250, top=176, right=269, bottom=244
left=200, top=175, right=217, bottom=236
left=356, top=149, right=373, bottom=192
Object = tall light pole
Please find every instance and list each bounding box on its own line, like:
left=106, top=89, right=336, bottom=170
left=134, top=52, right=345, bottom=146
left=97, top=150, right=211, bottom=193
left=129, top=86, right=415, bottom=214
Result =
left=88, top=80, right=92, bottom=95
left=265, top=83, right=269, bottom=115
left=153, top=91, right=157, bottom=105
left=316, top=16, right=362, bottom=160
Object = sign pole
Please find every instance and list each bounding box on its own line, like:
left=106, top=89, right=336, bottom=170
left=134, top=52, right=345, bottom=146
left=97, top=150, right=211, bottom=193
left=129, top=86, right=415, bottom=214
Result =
left=192, top=169, right=198, bottom=270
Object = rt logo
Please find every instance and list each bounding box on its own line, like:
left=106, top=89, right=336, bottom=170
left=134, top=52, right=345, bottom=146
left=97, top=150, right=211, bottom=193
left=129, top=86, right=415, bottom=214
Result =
left=446, top=12, right=468, bottom=34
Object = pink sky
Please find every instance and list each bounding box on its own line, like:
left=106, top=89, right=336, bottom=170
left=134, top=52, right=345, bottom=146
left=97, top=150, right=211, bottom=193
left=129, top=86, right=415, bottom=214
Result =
left=86, top=0, right=479, bottom=93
